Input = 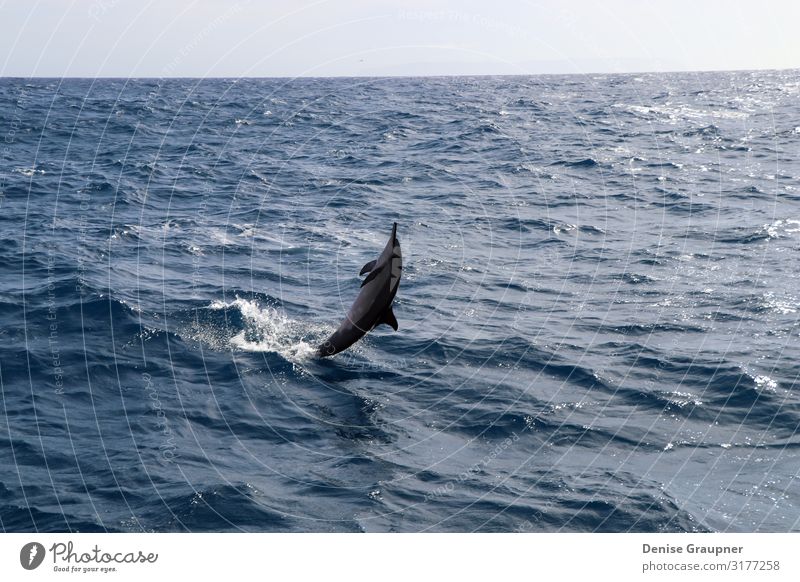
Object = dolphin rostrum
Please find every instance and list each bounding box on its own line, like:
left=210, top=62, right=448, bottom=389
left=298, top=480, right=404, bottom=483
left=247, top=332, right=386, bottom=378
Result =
left=317, top=223, right=402, bottom=357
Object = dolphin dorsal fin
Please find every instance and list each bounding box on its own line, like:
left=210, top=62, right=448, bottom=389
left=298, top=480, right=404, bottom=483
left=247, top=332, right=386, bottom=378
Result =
left=378, top=307, right=398, bottom=331
left=359, top=259, right=377, bottom=276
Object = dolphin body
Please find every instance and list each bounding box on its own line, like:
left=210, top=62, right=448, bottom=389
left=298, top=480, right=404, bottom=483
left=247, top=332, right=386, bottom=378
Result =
left=317, top=223, right=402, bottom=357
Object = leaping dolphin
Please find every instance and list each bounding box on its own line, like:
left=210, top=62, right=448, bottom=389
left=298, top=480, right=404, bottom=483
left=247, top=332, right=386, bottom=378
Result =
left=317, top=223, right=402, bottom=357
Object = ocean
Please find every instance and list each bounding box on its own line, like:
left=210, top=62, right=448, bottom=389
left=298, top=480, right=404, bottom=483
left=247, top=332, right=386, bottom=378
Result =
left=1, top=71, right=799, bottom=532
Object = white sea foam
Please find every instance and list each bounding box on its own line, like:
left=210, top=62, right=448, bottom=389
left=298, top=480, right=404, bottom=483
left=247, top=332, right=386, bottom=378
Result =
left=753, top=375, right=778, bottom=392
left=612, top=102, right=749, bottom=122
left=760, top=292, right=797, bottom=315
left=762, top=219, right=800, bottom=239
left=13, top=167, right=45, bottom=176
left=210, top=298, right=324, bottom=362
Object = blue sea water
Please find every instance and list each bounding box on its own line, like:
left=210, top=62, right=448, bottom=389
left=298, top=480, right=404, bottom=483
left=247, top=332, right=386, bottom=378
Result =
left=1, top=72, right=799, bottom=533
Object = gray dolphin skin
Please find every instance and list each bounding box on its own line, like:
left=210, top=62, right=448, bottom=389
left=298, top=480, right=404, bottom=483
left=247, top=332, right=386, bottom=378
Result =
left=317, top=223, right=402, bottom=357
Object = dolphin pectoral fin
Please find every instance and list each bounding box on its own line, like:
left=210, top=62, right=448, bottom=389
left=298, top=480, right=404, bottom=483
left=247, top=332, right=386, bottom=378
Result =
left=360, top=267, right=381, bottom=288
left=378, top=307, right=399, bottom=331
left=359, top=260, right=377, bottom=276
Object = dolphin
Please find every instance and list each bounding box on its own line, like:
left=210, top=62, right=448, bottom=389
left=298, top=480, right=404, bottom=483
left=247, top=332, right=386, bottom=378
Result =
left=317, top=223, right=402, bottom=357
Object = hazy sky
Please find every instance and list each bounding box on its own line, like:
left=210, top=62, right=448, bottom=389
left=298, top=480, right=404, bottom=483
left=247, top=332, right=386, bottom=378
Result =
left=1, top=0, right=798, bottom=77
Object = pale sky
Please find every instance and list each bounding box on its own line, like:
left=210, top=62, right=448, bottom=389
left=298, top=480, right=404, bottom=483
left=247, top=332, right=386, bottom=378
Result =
left=1, top=0, right=798, bottom=77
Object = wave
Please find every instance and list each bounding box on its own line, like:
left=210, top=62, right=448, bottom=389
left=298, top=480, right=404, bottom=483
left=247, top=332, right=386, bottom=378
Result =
left=550, top=157, right=600, bottom=168
left=153, top=484, right=295, bottom=532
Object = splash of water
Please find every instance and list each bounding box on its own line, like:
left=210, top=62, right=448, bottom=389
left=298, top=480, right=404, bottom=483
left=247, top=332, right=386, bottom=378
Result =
left=209, top=298, right=325, bottom=362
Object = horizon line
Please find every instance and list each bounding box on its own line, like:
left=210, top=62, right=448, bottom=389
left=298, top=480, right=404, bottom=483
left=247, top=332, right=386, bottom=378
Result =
left=1, top=65, right=798, bottom=81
